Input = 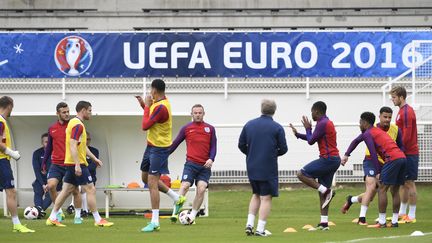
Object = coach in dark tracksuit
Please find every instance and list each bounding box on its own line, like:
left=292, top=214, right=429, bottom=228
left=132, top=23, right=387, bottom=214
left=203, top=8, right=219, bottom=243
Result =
left=32, top=133, right=52, bottom=214
left=238, top=99, right=288, bottom=237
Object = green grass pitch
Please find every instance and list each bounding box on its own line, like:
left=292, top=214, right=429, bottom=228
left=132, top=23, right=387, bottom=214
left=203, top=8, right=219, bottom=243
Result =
left=1, top=185, right=431, bottom=243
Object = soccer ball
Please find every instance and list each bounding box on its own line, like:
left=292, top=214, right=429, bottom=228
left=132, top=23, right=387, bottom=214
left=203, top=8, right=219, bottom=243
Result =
left=23, top=206, right=39, bottom=220
left=178, top=210, right=192, bottom=225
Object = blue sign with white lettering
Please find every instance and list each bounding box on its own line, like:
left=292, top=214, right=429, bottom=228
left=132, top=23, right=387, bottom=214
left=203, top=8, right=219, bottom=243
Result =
left=0, top=31, right=431, bottom=78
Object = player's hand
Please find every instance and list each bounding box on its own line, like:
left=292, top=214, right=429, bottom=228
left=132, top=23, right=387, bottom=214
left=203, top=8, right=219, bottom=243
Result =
left=301, top=116, right=312, bottom=129
left=94, top=158, right=103, bottom=167
left=135, top=96, right=146, bottom=109
left=144, top=94, right=153, bottom=107
left=203, top=159, right=213, bottom=169
left=41, top=165, right=47, bottom=175
left=341, top=155, right=349, bottom=166
left=376, top=173, right=381, bottom=180
left=75, top=164, right=82, bottom=176
left=43, top=184, right=48, bottom=193
left=289, top=123, right=298, bottom=136
left=5, top=148, right=20, bottom=160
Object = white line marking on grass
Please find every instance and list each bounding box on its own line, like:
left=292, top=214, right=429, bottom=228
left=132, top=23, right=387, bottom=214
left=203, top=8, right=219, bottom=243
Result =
left=325, top=232, right=432, bottom=243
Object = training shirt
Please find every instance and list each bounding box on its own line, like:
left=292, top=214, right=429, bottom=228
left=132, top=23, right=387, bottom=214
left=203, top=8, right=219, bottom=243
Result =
left=345, top=127, right=406, bottom=173
left=170, top=121, right=217, bottom=165
left=295, top=115, right=339, bottom=158
left=238, top=115, right=288, bottom=180
left=64, top=117, right=88, bottom=166
left=0, top=115, right=11, bottom=160
left=396, top=104, right=419, bottom=155
left=142, top=97, right=172, bottom=147
left=43, top=121, right=68, bottom=170
left=365, top=123, right=403, bottom=164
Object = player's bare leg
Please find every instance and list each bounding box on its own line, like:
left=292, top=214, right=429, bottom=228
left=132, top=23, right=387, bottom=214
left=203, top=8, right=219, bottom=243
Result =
left=188, top=181, right=207, bottom=222
left=255, top=195, right=272, bottom=236
left=245, top=194, right=260, bottom=235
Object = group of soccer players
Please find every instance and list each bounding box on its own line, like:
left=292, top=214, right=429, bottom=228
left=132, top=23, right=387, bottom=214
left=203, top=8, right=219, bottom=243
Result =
left=240, top=86, right=419, bottom=236
left=0, top=80, right=419, bottom=235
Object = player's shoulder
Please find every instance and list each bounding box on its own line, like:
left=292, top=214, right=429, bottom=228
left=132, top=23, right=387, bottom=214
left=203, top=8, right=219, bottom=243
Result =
left=203, top=122, right=215, bottom=129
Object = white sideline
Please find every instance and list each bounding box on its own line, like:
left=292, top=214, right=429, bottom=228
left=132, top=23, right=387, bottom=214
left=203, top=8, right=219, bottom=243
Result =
left=325, top=232, right=432, bottom=243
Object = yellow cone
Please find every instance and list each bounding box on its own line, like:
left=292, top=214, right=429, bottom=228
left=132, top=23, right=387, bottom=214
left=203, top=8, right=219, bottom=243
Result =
left=302, top=224, right=314, bottom=230
left=328, top=221, right=336, bottom=226
left=283, top=227, right=297, bottom=233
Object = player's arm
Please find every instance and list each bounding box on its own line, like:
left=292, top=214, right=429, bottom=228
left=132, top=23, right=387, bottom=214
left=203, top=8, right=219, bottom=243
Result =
left=304, top=120, right=326, bottom=145
left=204, top=126, right=218, bottom=168
left=42, top=132, right=53, bottom=173
left=169, top=125, right=187, bottom=155
left=32, top=150, right=45, bottom=186
left=363, top=135, right=382, bottom=173
left=86, top=146, right=103, bottom=167
left=238, top=125, right=248, bottom=155
left=342, top=133, right=364, bottom=165
left=142, top=104, right=169, bottom=131
left=277, top=126, right=288, bottom=156
left=0, top=121, right=20, bottom=160
left=396, top=128, right=405, bottom=152
left=401, top=109, right=414, bottom=147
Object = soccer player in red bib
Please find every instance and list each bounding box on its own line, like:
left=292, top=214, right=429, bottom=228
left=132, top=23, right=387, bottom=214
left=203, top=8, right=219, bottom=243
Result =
left=169, top=104, right=217, bottom=224
left=0, top=96, right=34, bottom=233
left=42, top=102, right=82, bottom=222
left=390, top=86, right=419, bottom=223
left=289, top=101, right=340, bottom=231
left=342, top=112, right=406, bottom=228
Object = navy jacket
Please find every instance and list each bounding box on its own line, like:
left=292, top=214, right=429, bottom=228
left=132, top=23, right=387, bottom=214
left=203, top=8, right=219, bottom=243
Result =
left=238, top=115, right=288, bottom=180
left=32, top=147, right=51, bottom=185
left=87, top=146, right=99, bottom=179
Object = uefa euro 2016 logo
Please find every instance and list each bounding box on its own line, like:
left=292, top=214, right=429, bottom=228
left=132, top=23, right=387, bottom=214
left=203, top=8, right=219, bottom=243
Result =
left=54, top=36, right=93, bottom=76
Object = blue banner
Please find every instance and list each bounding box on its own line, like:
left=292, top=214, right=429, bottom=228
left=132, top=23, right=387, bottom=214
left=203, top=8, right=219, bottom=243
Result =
left=0, top=31, right=431, bottom=78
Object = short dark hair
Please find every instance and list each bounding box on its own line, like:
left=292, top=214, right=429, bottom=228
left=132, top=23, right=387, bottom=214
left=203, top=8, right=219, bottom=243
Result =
left=56, top=102, right=68, bottom=112
left=361, top=112, right=375, bottom=125
left=75, top=101, right=92, bottom=112
left=379, top=106, right=393, bottom=114
left=390, top=86, right=407, bottom=99
left=312, top=101, right=327, bottom=114
left=191, top=104, right=204, bottom=111
left=151, top=79, right=166, bottom=93
left=41, top=132, right=49, bottom=139
left=0, top=96, right=13, bottom=109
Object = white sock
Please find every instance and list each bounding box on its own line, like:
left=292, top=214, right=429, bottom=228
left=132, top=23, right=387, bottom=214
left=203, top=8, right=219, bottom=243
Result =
left=257, top=219, right=266, bottom=233
left=151, top=209, right=159, bottom=224
left=320, top=215, right=328, bottom=223
left=399, top=202, right=407, bottom=215
left=70, top=196, right=74, bottom=207
left=92, top=211, right=102, bottom=223
left=81, top=192, right=88, bottom=211
left=49, top=209, right=59, bottom=221
left=408, top=204, right=416, bottom=219
left=379, top=213, right=386, bottom=225
left=189, top=209, right=198, bottom=221
left=75, top=208, right=82, bottom=219
left=392, top=213, right=399, bottom=224
left=317, top=185, right=327, bottom=194
left=351, top=196, right=359, bottom=203
left=166, top=189, right=180, bottom=202
left=59, top=208, right=63, bottom=214
left=359, top=205, right=368, bottom=218
left=11, top=216, right=20, bottom=225
left=246, top=213, right=255, bottom=227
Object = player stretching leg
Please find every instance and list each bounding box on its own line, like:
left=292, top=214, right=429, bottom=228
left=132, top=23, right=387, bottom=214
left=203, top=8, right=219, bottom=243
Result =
left=342, top=112, right=406, bottom=228
left=341, top=107, right=403, bottom=225
left=289, top=101, right=340, bottom=231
